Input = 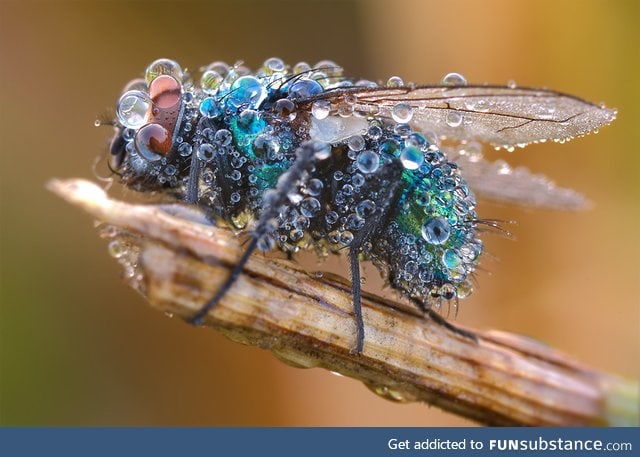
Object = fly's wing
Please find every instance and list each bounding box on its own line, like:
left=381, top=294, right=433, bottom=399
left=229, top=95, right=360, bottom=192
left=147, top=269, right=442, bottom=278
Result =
left=310, top=85, right=616, bottom=149
left=304, top=84, right=615, bottom=209
left=443, top=145, right=590, bottom=210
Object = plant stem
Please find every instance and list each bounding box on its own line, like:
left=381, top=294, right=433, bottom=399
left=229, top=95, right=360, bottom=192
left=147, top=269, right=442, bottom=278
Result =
left=48, top=178, right=639, bottom=426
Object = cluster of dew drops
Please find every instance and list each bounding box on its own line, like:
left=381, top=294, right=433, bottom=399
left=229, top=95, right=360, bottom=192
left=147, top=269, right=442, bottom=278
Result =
left=111, top=57, right=482, bottom=306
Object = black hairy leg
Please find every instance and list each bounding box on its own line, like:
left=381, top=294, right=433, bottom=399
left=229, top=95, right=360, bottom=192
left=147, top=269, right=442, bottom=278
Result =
left=187, top=141, right=319, bottom=325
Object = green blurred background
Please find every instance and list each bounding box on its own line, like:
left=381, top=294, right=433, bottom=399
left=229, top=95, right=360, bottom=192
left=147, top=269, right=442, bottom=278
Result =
left=1, top=0, right=638, bottom=426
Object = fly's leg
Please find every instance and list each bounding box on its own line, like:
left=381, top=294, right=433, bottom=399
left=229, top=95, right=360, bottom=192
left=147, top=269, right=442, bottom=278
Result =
left=349, top=249, right=365, bottom=354
left=185, top=148, right=200, bottom=204
left=346, top=160, right=403, bottom=354
left=188, top=141, right=320, bottom=325
left=188, top=237, right=259, bottom=325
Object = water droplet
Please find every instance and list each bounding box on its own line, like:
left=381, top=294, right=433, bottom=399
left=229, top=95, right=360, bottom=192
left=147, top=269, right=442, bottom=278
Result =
left=347, top=135, right=364, bottom=152
left=378, top=140, right=399, bottom=156
left=253, top=135, right=280, bottom=159
left=134, top=123, right=171, bottom=161
left=215, top=129, right=233, bottom=146
left=311, top=100, right=331, bottom=119
left=339, top=231, right=354, bottom=245
left=442, top=249, right=461, bottom=269
left=300, top=197, right=321, bottom=217
left=441, top=72, right=467, bottom=86
left=263, top=57, right=285, bottom=73
left=199, top=97, right=221, bottom=119
left=406, top=132, right=427, bottom=149
left=274, top=98, right=296, bottom=120
left=391, top=103, right=413, bottom=123
left=386, top=76, right=404, bottom=87
left=293, top=215, right=309, bottom=230
left=351, top=173, right=365, bottom=187
left=293, top=61, right=311, bottom=74
left=367, top=384, right=408, bottom=403
left=440, top=283, right=456, bottom=300
left=202, top=169, right=214, bottom=184
left=367, top=124, right=383, bottom=139
left=237, top=109, right=264, bottom=134
left=228, top=75, right=267, bottom=109
left=289, top=229, right=304, bottom=242
left=145, top=58, right=183, bottom=84
left=279, top=206, right=298, bottom=224
left=355, top=200, right=376, bottom=218
left=445, top=111, right=463, bottom=127
left=325, top=211, right=339, bottom=225
left=197, top=143, right=216, bottom=162
left=399, top=146, right=424, bottom=170
left=200, top=69, right=223, bottom=93
left=288, top=79, right=323, bottom=99
left=456, top=280, right=473, bottom=299
left=393, top=123, right=412, bottom=137
left=312, top=142, right=332, bottom=160
left=337, top=102, right=354, bottom=117
left=306, top=178, right=324, bottom=196
left=345, top=213, right=364, bottom=230
left=422, top=217, right=451, bottom=245
left=108, top=240, right=127, bottom=258
left=416, top=192, right=431, bottom=206
left=116, top=90, right=150, bottom=129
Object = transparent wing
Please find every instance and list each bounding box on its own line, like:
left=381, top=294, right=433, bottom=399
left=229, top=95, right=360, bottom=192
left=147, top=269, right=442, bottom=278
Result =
left=443, top=145, right=589, bottom=210
left=309, top=85, right=616, bottom=149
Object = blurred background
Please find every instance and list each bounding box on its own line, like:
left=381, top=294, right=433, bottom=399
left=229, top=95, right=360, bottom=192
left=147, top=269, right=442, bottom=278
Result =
left=1, top=0, right=638, bottom=426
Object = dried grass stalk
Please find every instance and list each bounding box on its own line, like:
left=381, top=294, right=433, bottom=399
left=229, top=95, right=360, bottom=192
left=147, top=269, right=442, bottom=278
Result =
left=49, top=178, right=638, bottom=426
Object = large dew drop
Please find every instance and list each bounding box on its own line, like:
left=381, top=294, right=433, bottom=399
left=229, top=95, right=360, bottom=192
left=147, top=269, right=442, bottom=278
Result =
left=116, top=90, right=150, bottom=129
left=200, top=70, right=223, bottom=93
left=441, top=72, right=467, bottom=86
left=356, top=150, right=380, bottom=174
left=288, top=79, right=323, bottom=100
left=145, top=58, right=183, bottom=84
left=311, top=100, right=331, bottom=119
left=399, top=146, right=424, bottom=170
left=391, top=103, right=413, bottom=123
left=445, top=111, right=464, bottom=127
left=421, top=217, right=451, bottom=245
left=228, top=76, right=267, bottom=109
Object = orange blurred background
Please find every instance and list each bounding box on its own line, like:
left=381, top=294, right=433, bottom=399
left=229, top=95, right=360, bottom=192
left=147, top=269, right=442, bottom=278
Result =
left=1, top=0, right=638, bottom=425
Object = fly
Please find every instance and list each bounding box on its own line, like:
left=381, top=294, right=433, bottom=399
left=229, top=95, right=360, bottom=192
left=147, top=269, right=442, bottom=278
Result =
left=105, top=58, right=616, bottom=354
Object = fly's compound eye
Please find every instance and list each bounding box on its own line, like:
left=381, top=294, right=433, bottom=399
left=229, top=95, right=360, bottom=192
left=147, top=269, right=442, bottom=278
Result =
left=132, top=74, right=183, bottom=161
left=148, top=74, right=181, bottom=109
left=114, top=59, right=185, bottom=165
left=134, top=123, right=171, bottom=161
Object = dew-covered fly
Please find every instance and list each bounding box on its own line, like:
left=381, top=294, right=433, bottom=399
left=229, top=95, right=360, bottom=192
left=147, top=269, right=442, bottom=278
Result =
left=106, top=57, right=616, bottom=353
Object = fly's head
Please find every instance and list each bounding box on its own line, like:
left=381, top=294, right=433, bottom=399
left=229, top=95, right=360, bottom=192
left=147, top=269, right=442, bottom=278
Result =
left=109, top=59, right=189, bottom=193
